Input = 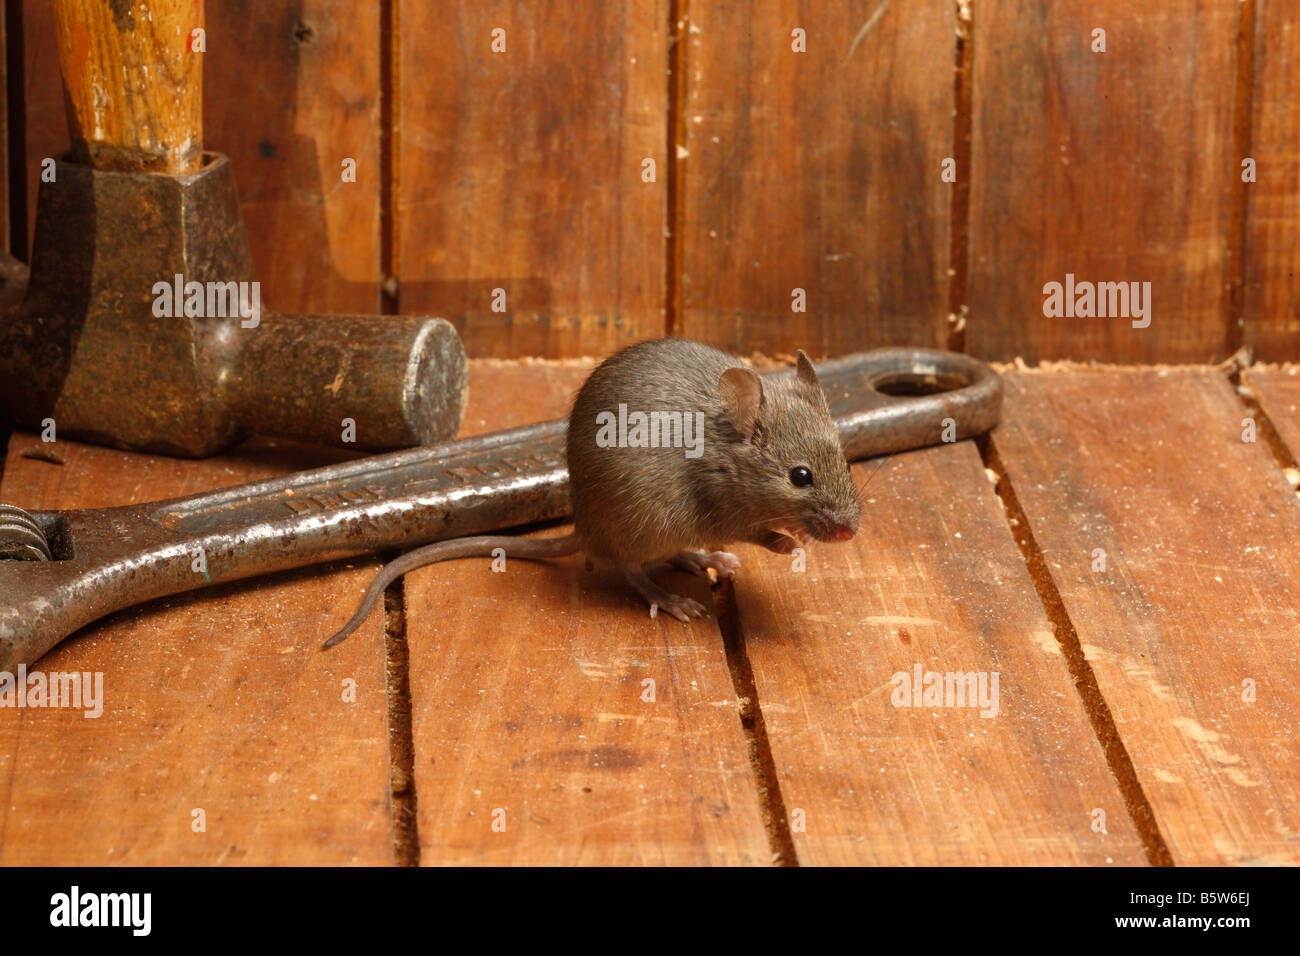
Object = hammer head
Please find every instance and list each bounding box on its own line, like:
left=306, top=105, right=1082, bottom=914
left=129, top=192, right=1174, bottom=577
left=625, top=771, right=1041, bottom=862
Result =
left=0, top=153, right=466, bottom=456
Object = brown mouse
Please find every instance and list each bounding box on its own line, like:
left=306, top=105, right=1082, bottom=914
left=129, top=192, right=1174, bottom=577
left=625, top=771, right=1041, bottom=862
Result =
left=323, top=338, right=861, bottom=648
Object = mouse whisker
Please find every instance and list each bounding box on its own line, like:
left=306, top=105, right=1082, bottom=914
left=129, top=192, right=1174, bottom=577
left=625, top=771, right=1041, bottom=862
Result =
left=853, top=458, right=889, bottom=501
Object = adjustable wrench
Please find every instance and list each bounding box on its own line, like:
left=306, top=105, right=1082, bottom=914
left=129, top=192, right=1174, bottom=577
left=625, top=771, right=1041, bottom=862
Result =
left=0, top=349, right=1001, bottom=670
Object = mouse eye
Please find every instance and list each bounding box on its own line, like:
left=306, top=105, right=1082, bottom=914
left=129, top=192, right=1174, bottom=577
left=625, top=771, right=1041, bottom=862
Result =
left=789, top=466, right=814, bottom=488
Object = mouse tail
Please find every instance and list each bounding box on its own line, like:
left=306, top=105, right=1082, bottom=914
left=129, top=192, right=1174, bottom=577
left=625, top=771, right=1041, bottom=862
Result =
left=321, top=533, right=580, bottom=649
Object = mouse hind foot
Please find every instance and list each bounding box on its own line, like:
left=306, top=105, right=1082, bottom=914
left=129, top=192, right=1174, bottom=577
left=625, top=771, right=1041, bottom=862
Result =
left=624, top=569, right=710, bottom=623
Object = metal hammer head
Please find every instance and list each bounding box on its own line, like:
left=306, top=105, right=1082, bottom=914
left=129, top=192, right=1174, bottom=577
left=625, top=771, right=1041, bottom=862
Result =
left=0, top=153, right=467, bottom=457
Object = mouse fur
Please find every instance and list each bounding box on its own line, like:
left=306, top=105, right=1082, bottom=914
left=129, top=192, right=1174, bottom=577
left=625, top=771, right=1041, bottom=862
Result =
left=323, top=337, right=860, bottom=648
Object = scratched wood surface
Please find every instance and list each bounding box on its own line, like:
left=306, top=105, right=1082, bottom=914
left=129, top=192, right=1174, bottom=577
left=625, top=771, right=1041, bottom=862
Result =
left=1243, top=1, right=1300, bottom=361
left=991, top=369, right=1300, bottom=865
left=394, top=362, right=772, bottom=864
left=728, top=442, right=1147, bottom=865
left=393, top=0, right=667, bottom=358
left=677, top=0, right=954, bottom=358
left=966, top=1, right=1240, bottom=364
left=0, top=433, right=394, bottom=865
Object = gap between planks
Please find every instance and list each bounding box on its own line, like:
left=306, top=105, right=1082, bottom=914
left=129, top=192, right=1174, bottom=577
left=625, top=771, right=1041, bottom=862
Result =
left=978, top=434, right=1174, bottom=866
left=713, top=578, right=799, bottom=866
left=383, top=575, right=420, bottom=866
left=664, top=0, right=686, bottom=338
left=379, top=0, right=416, bottom=866
left=1224, top=0, right=1257, bottom=358
left=946, top=0, right=973, bottom=353
left=1232, top=366, right=1300, bottom=477
left=5, top=0, right=27, bottom=259
left=380, top=0, right=398, bottom=315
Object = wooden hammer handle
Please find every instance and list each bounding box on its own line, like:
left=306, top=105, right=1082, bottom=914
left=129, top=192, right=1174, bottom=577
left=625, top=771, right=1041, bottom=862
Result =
left=52, top=0, right=204, bottom=174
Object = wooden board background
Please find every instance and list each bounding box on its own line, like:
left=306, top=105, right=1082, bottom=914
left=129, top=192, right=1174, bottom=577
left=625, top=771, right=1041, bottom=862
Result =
left=675, top=0, right=954, bottom=358
left=1243, top=0, right=1300, bottom=360
left=393, top=0, right=668, bottom=358
left=967, top=0, right=1240, bottom=364
left=8, top=0, right=1300, bottom=360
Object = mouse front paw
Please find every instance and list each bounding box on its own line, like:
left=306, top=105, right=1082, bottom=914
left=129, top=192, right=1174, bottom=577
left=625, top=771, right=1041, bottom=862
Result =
left=671, top=549, right=741, bottom=580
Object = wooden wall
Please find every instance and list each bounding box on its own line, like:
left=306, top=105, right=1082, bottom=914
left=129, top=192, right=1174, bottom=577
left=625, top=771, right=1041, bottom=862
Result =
left=7, top=0, right=1299, bottom=362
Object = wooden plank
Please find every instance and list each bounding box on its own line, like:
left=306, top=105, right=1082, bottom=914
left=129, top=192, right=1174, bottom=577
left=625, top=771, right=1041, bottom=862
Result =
left=967, top=1, right=1238, bottom=363
left=678, top=0, right=954, bottom=357
left=399, top=362, right=772, bottom=864
left=1246, top=366, right=1300, bottom=462
left=734, top=441, right=1146, bottom=865
left=21, top=0, right=63, bottom=257
left=395, top=0, right=667, bottom=358
left=991, top=368, right=1300, bottom=865
left=23, top=0, right=381, bottom=312
left=1243, top=1, right=1300, bottom=360
left=203, top=0, right=382, bottom=313
left=0, top=435, right=394, bottom=864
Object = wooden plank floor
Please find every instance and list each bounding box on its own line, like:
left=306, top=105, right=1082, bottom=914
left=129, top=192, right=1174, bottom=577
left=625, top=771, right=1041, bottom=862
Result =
left=732, top=443, right=1145, bottom=865
left=0, top=438, right=393, bottom=864
left=2, top=361, right=1298, bottom=866
left=400, top=365, right=768, bottom=864
left=990, top=369, right=1300, bottom=866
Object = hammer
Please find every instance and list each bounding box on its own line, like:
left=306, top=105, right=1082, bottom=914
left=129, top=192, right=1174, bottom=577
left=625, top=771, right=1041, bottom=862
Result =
left=0, top=0, right=467, bottom=456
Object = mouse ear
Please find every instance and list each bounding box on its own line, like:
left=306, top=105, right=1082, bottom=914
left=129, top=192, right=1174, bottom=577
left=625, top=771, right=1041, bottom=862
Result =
left=796, top=349, right=822, bottom=390
left=719, top=366, right=766, bottom=442
left=790, top=348, right=832, bottom=413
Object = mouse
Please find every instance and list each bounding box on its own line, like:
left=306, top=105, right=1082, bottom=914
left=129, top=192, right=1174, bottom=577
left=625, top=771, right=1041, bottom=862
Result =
left=322, top=337, right=862, bottom=649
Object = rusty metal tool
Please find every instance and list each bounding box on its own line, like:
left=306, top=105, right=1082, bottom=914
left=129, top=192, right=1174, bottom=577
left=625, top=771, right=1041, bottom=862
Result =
left=0, top=349, right=1000, bottom=670
left=0, top=0, right=467, bottom=456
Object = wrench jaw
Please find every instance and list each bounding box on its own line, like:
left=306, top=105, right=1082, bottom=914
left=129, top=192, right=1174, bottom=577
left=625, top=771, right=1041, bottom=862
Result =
left=0, top=508, right=185, bottom=670
left=0, top=512, right=268, bottom=669
left=0, top=559, right=104, bottom=671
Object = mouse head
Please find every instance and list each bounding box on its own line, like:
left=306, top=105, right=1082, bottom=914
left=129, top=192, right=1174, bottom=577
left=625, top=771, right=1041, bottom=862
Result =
left=718, top=351, right=861, bottom=544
